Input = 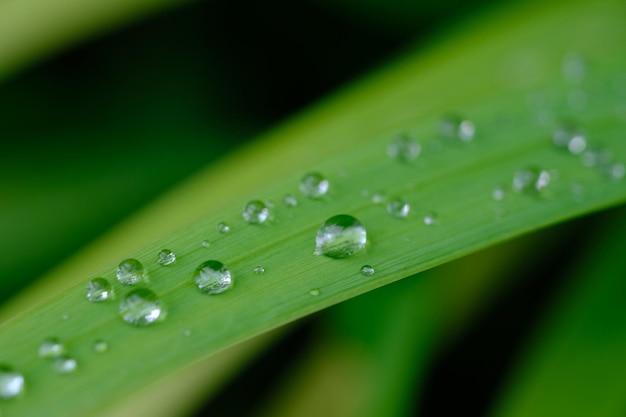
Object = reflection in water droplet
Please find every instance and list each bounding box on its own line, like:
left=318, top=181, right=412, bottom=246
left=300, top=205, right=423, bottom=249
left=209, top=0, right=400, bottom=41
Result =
left=216, top=222, right=231, bottom=233
left=0, top=366, right=25, bottom=399
left=562, top=52, right=586, bottom=84
left=93, top=340, right=109, bottom=353
left=254, top=266, right=265, bottom=274
left=388, top=134, right=421, bottom=161
left=119, top=288, right=166, bottom=326
left=299, top=172, right=329, bottom=198
left=360, top=265, right=375, bottom=277
left=283, top=194, right=298, bottom=207
left=314, top=215, right=367, bottom=259
left=243, top=200, right=269, bottom=224
left=38, top=338, right=66, bottom=359
left=512, top=167, right=551, bottom=194
left=157, top=249, right=176, bottom=266
left=52, top=357, right=77, bottom=374
left=193, top=260, right=233, bottom=295
left=492, top=186, right=506, bottom=201
left=116, top=258, right=145, bottom=285
left=308, top=289, right=320, bottom=296
left=387, top=199, right=410, bottom=218
left=86, top=278, right=114, bottom=302
left=423, top=212, right=438, bottom=226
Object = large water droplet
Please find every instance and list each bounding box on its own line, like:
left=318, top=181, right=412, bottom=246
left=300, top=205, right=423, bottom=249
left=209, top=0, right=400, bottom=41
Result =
left=93, top=340, right=108, bottom=354
left=299, top=172, right=329, bottom=198
left=512, top=167, right=551, bottom=193
left=86, top=278, right=114, bottom=302
left=216, top=222, right=230, bottom=233
left=552, top=124, right=586, bottom=154
left=0, top=366, right=24, bottom=399
left=386, top=198, right=410, bottom=218
left=192, top=261, right=233, bottom=295
left=116, top=259, right=145, bottom=285
left=119, top=288, right=165, bottom=326
left=38, top=338, right=66, bottom=359
left=282, top=194, right=298, bottom=207
left=52, top=357, right=77, bottom=374
left=387, top=134, right=421, bottom=161
left=439, top=115, right=476, bottom=142
left=157, top=249, right=176, bottom=266
left=314, top=215, right=367, bottom=259
left=360, top=265, right=375, bottom=277
left=242, top=200, right=269, bottom=224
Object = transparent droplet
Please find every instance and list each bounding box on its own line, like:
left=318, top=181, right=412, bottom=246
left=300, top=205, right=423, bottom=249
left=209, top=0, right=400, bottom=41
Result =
left=439, top=115, right=475, bottom=142
left=216, top=222, right=230, bottom=233
left=299, top=172, right=329, bottom=198
left=201, top=240, right=211, bottom=248
left=119, top=288, right=166, bottom=326
left=387, top=134, right=421, bottom=161
left=157, top=249, right=176, bottom=266
left=243, top=200, right=269, bottom=224
left=192, top=260, right=233, bottom=295
left=605, top=163, right=625, bottom=180
left=38, top=338, right=66, bottom=359
left=253, top=266, right=265, bottom=274
left=372, top=191, right=387, bottom=204
left=116, top=258, right=145, bottom=285
left=308, top=288, right=320, bottom=296
left=314, top=214, right=367, bottom=259
left=423, top=212, right=438, bottom=226
left=86, top=278, right=113, bottom=302
left=0, top=366, right=25, bottom=399
left=360, top=265, right=375, bottom=277
left=512, top=167, right=551, bottom=193
left=52, top=356, right=77, bottom=375
left=581, top=146, right=613, bottom=167
left=458, top=120, right=476, bottom=141
left=552, top=124, right=587, bottom=155
left=93, top=339, right=108, bottom=354
left=386, top=199, right=410, bottom=218
left=562, top=52, right=586, bottom=84
left=492, top=186, right=506, bottom=201
left=283, top=194, right=298, bottom=207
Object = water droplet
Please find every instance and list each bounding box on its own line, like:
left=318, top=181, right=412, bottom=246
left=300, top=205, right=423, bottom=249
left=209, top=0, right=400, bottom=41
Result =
left=86, top=278, right=114, bottom=302
left=193, top=260, right=233, bottom=295
left=552, top=124, right=587, bottom=154
left=299, top=172, right=329, bottom=198
left=282, top=194, right=298, bottom=207
left=423, top=212, right=439, bottom=226
left=512, top=167, right=551, bottom=193
left=0, top=366, right=25, bottom=399
left=439, top=115, right=475, bottom=142
left=61, top=314, right=70, bottom=321
left=581, top=146, right=613, bottom=167
left=492, top=186, right=506, bottom=201
left=216, top=222, right=231, bottom=233
left=38, top=338, right=66, bottom=359
left=119, top=288, right=166, bottom=326
left=52, top=357, right=77, bottom=375
left=93, top=340, right=108, bottom=353
left=242, top=200, right=269, bottom=224
left=253, top=266, right=265, bottom=274
left=562, top=52, right=586, bottom=84
left=386, top=199, right=410, bottom=218
left=314, top=215, right=367, bottom=259
left=605, top=162, right=625, bottom=180
left=201, top=240, right=211, bottom=248
left=308, top=288, right=320, bottom=296
left=387, top=134, right=421, bottom=161
left=116, top=258, right=145, bottom=285
left=156, top=249, right=176, bottom=266
left=371, top=191, right=387, bottom=204
left=360, top=265, right=375, bottom=277
left=182, top=329, right=192, bottom=337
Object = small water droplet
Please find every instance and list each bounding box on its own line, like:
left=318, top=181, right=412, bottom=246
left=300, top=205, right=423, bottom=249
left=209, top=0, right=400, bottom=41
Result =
left=157, top=249, right=176, bottom=266
left=52, top=357, right=77, bottom=375
left=386, top=199, right=410, bottom=218
left=605, top=162, right=625, bottom=180
left=86, top=278, right=114, bottom=302
left=243, top=200, right=269, bottom=224
left=0, top=366, right=25, bottom=399
left=562, top=52, right=586, bottom=84
left=253, top=266, right=265, bottom=274
left=119, top=288, right=166, bottom=326
left=299, top=172, right=329, bottom=198
left=314, top=215, right=367, bottom=259
left=512, top=167, right=551, bottom=193
left=308, top=288, right=320, bottom=296
left=581, top=146, right=613, bottom=167
left=61, top=314, right=70, bottom=321
left=39, top=338, right=66, bottom=359
left=492, top=186, right=506, bottom=201
left=552, top=124, right=586, bottom=155
left=116, top=258, right=145, bottom=285
left=93, top=340, right=108, bottom=353
left=439, top=115, right=475, bottom=142
left=371, top=191, right=387, bottom=204
left=423, top=212, right=438, bottom=226
left=193, top=260, right=233, bottom=294
left=387, top=134, right=421, bottom=161
left=216, top=222, right=231, bottom=233
left=201, top=240, right=211, bottom=248
left=360, top=265, right=375, bottom=277
left=283, top=194, right=298, bottom=207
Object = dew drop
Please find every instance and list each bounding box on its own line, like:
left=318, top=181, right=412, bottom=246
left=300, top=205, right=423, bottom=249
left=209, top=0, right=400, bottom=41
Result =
left=423, top=212, right=439, bottom=226
left=299, top=172, right=329, bottom=198
left=193, top=260, right=233, bottom=295
left=492, top=186, right=506, bottom=201
left=86, top=278, right=114, bottom=302
left=119, top=288, right=166, bottom=326
left=552, top=124, right=587, bottom=154
left=387, top=134, right=421, bottom=161
left=116, top=258, right=145, bottom=285
left=371, top=191, right=387, bottom=204
left=201, top=240, right=211, bottom=248
left=512, top=167, right=551, bottom=193
left=52, top=357, right=77, bottom=375
left=243, top=200, right=269, bottom=224
left=38, top=338, right=66, bottom=359
left=254, top=266, right=265, bottom=274
left=93, top=340, right=109, bottom=354
left=605, top=162, right=625, bottom=180
left=314, top=215, right=367, bottom=259
left=386, top=198, right=410, bottom=218
left=282, top=194, right=298, bottom=207
left=0, top=366, right=25, bottom=399
left=360, top=265, right=375, bottom=277
left=581, top=146, right=613, bottom=168
left=157, top=249, right=176, bottom=266
left=439, top=115, right=475, bottom=142
left=216, top=222, right=231, bottom=233
left=308, top=288, right=320, bottom=296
